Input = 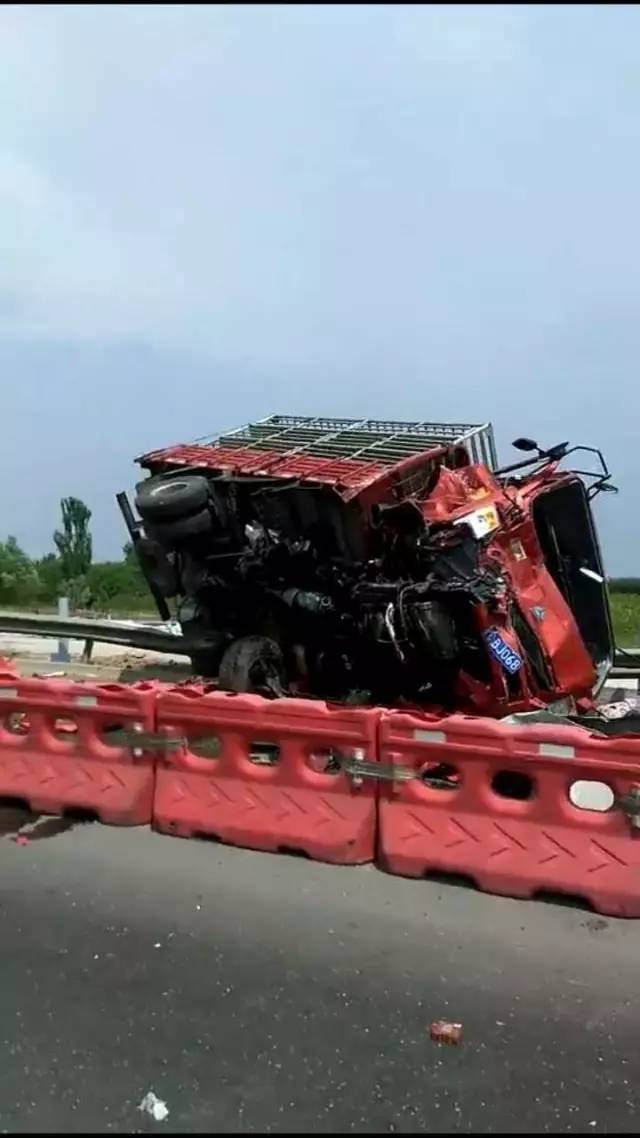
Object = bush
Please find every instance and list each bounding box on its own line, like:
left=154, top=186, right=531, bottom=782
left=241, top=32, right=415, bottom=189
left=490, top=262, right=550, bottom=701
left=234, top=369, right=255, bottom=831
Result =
left=0, top=537, right=42, bottom=607
left=86, top=560, right=150, bottom=608
left=610, top=594, right=640, bottom=645
left=609, top=578, right=640, bottom=594
left=0, top=534, right=156, bottom=616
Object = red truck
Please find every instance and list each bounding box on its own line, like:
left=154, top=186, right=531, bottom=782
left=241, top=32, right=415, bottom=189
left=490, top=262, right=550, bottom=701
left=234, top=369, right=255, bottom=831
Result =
left=122, top=415, right=616, bottom=717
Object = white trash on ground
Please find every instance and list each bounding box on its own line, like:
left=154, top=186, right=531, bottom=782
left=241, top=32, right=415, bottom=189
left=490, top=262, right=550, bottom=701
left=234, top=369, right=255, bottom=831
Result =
left=138, top=1091, right=169, bottom=1122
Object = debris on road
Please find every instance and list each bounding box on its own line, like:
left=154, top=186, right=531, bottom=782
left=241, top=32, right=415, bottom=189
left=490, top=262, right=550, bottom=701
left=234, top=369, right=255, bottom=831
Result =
left=12, top=834, right=30, bottom=847
left=138, top=1091, right=169, bottom=1122
left=430, top=1020, right=463, bottom=1045
left=599, top=696, right=640, bottom=720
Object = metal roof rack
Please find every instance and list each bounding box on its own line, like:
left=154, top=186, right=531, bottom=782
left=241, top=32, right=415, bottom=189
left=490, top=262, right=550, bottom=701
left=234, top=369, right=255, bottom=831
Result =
left=193, top=414, right=498, bottom=470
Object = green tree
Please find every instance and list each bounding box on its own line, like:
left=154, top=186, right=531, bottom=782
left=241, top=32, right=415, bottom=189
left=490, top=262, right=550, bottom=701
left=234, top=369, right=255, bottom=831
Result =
left=0, top=537, right=40, bottom=606
left=53, top=496, right=93, bottom=604
left=86, top=546, right=150, bottom=611
left=34, top=553, right=64, bottom=604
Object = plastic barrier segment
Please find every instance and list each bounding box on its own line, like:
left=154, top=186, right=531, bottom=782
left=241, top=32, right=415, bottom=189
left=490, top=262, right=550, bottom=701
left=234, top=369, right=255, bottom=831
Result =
left=0, top=677, right=157, bottom=824
left=153, top=687, right=381, bottom=863
left=378, top=711, right=640, bottom=917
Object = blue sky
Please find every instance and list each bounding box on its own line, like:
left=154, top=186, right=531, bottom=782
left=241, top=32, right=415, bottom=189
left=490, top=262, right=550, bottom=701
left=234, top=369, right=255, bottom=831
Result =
left=1, top=4, right=638, bottom=570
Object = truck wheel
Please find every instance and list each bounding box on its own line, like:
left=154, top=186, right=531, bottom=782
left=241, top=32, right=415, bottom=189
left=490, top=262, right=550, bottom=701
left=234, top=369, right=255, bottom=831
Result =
left=135, top=475, right=209, bottom=522
left=147, top=508, right=213, bottom=545
left=219, top=636, right=286, bottom=697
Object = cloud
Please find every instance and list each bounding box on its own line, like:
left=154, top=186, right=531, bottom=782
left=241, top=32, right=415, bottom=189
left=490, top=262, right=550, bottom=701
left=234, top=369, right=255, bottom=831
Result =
left=0, top=5, right=639, bottom=568
left=3, top=3, right=639, bottom=368
left=0, top=5, right=540, bottom=350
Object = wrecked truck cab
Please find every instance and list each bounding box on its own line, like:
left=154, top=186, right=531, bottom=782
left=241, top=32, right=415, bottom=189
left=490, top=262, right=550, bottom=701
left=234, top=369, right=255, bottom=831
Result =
left=121, top=415, right=615, bottom=715
left=504, top=448, right=615, bottom=699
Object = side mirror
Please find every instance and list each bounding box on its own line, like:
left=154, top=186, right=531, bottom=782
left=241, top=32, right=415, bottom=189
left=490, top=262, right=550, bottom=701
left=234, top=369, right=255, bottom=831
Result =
left=512, top=437, right=539, bottom=452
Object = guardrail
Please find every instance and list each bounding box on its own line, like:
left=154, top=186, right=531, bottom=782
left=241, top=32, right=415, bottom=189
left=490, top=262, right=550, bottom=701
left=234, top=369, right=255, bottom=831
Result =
left=0, top=612, right=206, bottom=657
left=1, top=610, right=640, bottom=686
left=613, top=648, right=640, bottom=679
left=615, top=647, right=640, bottom=662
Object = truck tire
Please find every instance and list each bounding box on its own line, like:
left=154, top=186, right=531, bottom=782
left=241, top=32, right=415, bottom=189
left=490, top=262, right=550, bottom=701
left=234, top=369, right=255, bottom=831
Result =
left=147, top=508, right=213, bottom=545
left=135, top=475, right=209, bottom=522
left=218, top=636, right=286, bottom=696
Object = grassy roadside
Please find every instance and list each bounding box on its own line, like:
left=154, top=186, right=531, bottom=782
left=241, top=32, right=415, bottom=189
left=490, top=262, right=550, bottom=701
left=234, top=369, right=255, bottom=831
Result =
left=610, top=593, right=640, bottom=646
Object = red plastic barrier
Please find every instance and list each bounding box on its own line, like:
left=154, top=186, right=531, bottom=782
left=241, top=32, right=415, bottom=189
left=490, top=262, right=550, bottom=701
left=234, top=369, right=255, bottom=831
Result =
left=0, top=677, right=158, bottom=824
left=378, top=711, right=640, bottom=917
left=153, top=687, right=381, bottom=863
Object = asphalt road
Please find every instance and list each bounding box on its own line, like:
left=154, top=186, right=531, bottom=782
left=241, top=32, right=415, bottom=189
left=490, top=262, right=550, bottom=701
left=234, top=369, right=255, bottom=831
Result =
left=0, top=816, right=638, bottom=1134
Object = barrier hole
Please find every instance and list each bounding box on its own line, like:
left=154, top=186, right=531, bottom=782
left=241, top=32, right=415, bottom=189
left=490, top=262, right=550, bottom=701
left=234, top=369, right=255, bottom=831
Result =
left=533, top=889, right=593, bottom=913
left=249, top=742, right=280, bottom=766
left=101, top=724, right=128, bottom=748
left=190, top=735, right=223, bottom=760
left=193, top=831, right=222, bottom=844
left=421, top=762, right=460, bottom=790
left=569, top=780, right=614, bottom=812
left=62, top=807, right=99, bottom=824
left=24, top=815, right=89, bottom=842
left=53, top=717, right=78, bottom=741
left=423, top=870, right=478, bottom=892
left=308, top=749, right=342, bottom=775
left=491, top=770, right=534, bottom=800
left=3, top=712, right=30, bottom=736
left=0, top=797, right=32, bottom=837
left=0, top=796, right=30, bottom=812
left=278, top=845, right=311, bottom=859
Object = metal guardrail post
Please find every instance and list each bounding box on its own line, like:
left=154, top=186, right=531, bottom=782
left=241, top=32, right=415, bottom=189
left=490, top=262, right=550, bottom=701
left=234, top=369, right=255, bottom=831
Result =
left=81, top=638, right=94, bottom=664
left=50, top=597, right=71, bottom=664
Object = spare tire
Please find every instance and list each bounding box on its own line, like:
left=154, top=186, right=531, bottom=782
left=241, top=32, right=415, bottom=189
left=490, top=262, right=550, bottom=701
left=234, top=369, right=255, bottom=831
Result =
left=147, top=507, right=213, bottom=545
left=135, top=475, right=209, bottom=522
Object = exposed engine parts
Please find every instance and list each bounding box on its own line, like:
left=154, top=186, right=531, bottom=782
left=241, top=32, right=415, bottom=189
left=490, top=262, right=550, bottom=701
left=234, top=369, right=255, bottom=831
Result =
left=136, top=479, right=504, bottom=708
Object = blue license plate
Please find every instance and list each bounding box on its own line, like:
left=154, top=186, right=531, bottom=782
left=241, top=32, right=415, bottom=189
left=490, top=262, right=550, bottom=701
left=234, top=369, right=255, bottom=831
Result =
left=484, top=628, right=523, bottom=675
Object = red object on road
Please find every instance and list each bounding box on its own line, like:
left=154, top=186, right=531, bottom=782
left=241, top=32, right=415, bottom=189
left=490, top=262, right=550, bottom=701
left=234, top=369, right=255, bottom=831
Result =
left=430, top=1021, right=463, bottom=1045
left=152, top=686, right=381, bottom=864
